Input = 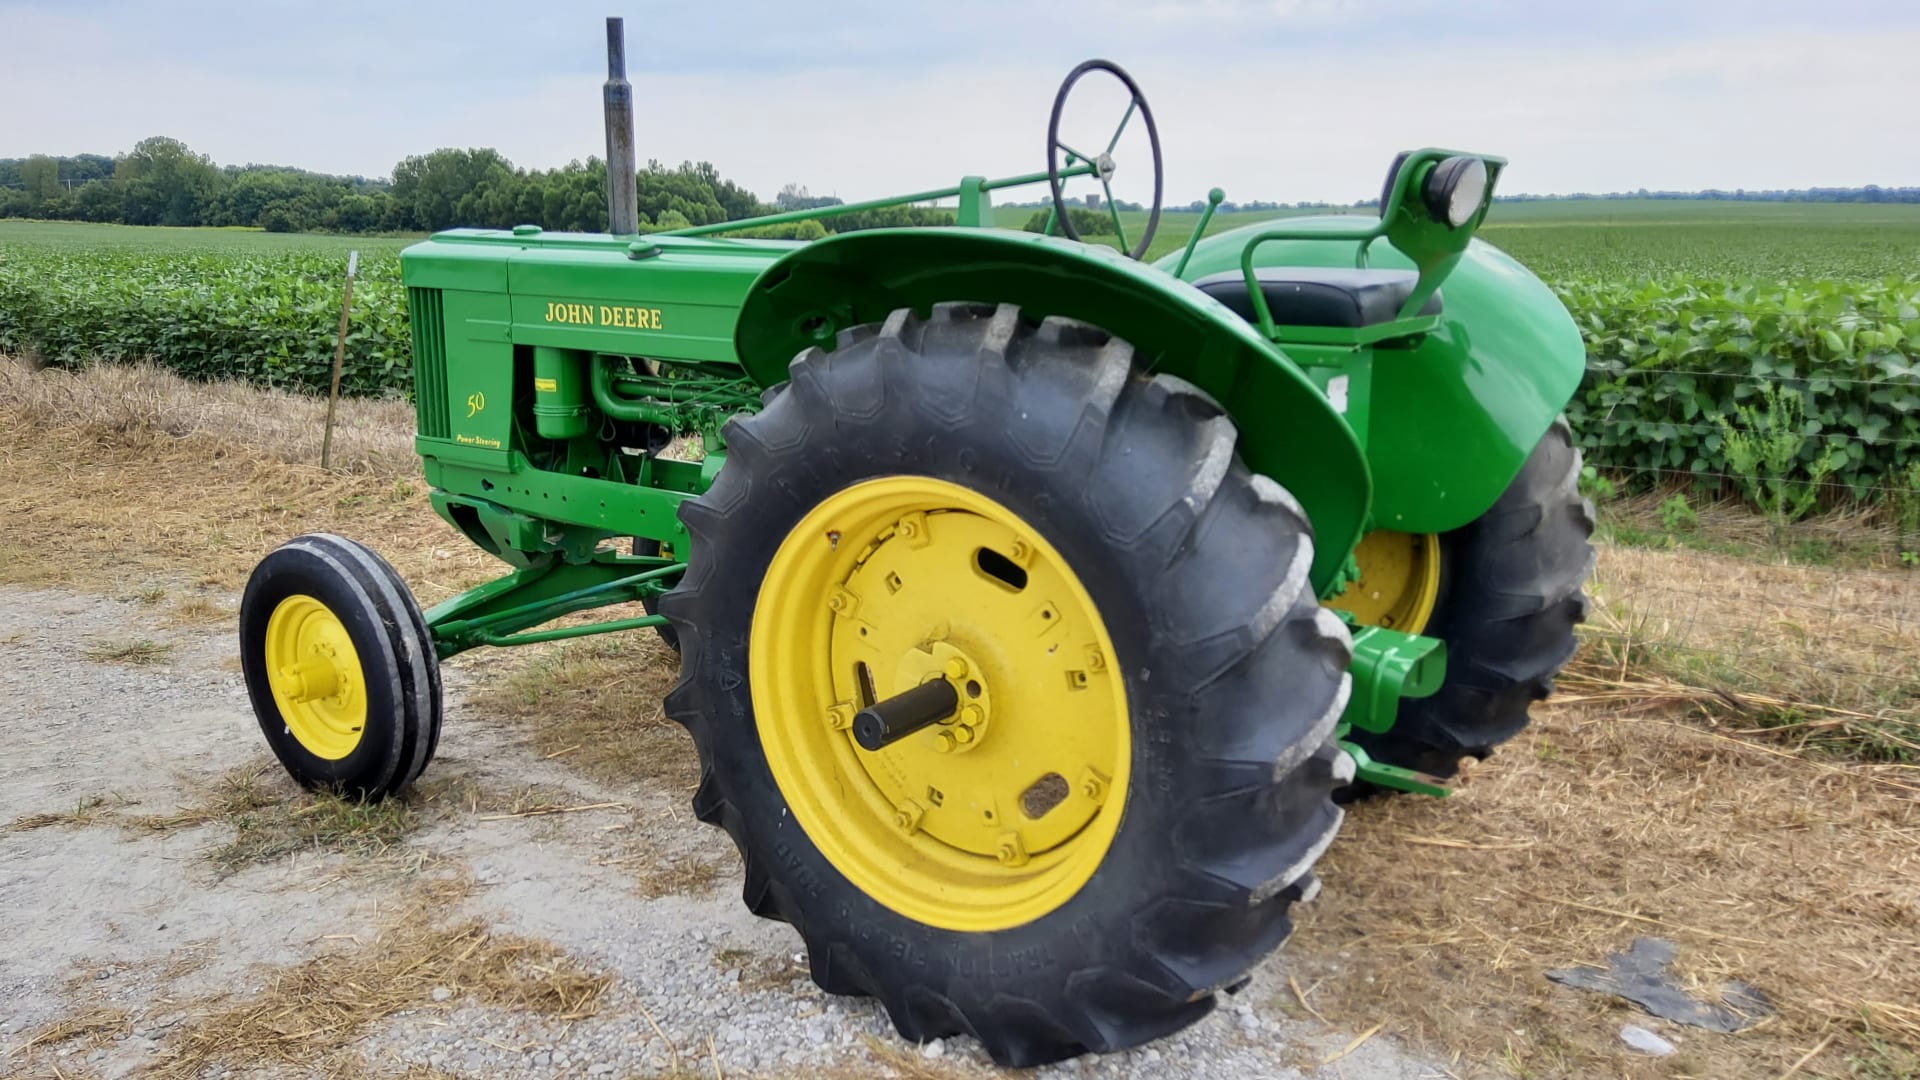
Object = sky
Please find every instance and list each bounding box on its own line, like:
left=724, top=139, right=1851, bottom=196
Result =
left=2, top=0, right=1917, bottom=206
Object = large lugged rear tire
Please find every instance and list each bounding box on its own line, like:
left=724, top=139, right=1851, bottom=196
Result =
left=1342, top=417, right=1594, bottom=781
left=239, top=533, right=442, bottom=800
left=660, top=303, right=1352, bottom=1067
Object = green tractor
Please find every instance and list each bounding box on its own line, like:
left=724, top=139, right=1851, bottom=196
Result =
left=238, top=21, right=1592, bottom=1067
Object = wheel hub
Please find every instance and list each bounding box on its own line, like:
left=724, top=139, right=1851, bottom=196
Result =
left=1327, top=530, right=1442, bottom=633
left=751, top=477, right=1130, bottom=932
left=263, top=594, right=367, bottom=760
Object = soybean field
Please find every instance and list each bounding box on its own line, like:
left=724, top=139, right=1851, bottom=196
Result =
left=3, top=203, right=1919, bottom=511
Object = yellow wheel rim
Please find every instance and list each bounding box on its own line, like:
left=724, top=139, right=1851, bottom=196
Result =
left=1325, top=530, right=1442, bottom=634
left=750, top=477, right=1130, bottom=933
left=263, top=594, right=368, bottom=760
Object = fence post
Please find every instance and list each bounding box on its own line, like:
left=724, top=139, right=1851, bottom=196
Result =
left=320, top=250, right=358, bottom=470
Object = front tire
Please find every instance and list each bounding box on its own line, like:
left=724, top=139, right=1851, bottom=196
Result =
left=239, top=533, right=442, bottom=800
left=661, top=304, right=1352, bottom=1067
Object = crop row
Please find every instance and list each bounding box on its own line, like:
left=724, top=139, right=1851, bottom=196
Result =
left=1559, top=276, right=1920, bottom=497
left=3, top=245, right=1917, bottom=500
left=0, top=247, right=411, bottom=396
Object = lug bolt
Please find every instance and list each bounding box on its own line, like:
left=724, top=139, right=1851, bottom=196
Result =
left=932, top=731, right=957, bottom=753
left=894, top=799, right=925, bottom=834
left=953, top=725, right=976, bottom=746
left=944, top=657, right=968, bottom=679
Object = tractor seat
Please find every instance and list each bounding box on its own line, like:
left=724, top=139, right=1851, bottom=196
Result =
left=1192, top=267, right=1441, bottom=329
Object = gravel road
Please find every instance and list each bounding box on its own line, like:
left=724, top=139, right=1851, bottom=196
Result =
left=0, top=585, right=1446, bottom=1079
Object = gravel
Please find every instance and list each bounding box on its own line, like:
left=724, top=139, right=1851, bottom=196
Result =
left=0, top=585, right=1446, bottom=1078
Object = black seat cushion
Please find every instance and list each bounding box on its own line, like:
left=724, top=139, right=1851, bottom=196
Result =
left=1192, top=267, right=1441, bottom=329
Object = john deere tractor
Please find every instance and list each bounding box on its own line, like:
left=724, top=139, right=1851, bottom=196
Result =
left=238, top=21, right=1592, bottom=1066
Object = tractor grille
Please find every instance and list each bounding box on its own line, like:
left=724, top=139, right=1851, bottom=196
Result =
left=408, top=287, right=450, bottom=439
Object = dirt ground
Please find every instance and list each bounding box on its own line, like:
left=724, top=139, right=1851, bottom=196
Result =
left=3, top=358, right=1917, bottom=1080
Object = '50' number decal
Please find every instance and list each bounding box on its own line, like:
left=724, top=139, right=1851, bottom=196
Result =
left=466, top=392, right=486, bottom=418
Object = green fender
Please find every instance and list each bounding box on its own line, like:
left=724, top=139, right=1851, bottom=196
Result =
left=734, top=227, right=1369, bottom=593
left=1164, top=218, right=1587, bottom=534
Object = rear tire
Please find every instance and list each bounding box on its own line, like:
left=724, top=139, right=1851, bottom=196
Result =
left=239, top=533, right=441, bottom=800
left=1342, top=417, right=1593, bottom=782
left=661, top=303, right=1352, bottom=1067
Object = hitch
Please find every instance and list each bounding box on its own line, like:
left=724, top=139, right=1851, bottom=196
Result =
left=1336, top=623, right=1450, bottom=796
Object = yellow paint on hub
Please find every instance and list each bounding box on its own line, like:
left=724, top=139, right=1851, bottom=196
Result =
left=263, top=594, right=368, bottom=760
left=1326, top=530, right=1442, bottom=633
left=750, top=477, right=1129, bottom=932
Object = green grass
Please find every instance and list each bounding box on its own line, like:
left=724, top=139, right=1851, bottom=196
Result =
left=0, top=218, right=418, bottom=256
left=986, top=204, right=1358, bottom=262
left=14, top=199, right=1918, bottom=281
left=1481, top=200, right=1920, bottom=283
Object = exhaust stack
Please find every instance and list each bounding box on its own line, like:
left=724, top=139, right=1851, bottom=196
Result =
left=603, top=17, right=639, bottom=236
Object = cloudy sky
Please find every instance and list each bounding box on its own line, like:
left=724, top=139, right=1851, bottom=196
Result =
left=2, top=0, right=1915, bottom=205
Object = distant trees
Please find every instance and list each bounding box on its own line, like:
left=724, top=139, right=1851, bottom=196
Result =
left=18, top=156, right=60, bottom=203
left=775, top=183, right=843, bottom=211
left=0, top=139, right=801, bottom=236
left=114, top=137, right=226, bottom=226
left=6, top=139, right=1920, bottom=233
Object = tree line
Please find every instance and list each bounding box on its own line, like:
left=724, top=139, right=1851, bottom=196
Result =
left=0, top=140, right=951, bottom=236
left=8, top=138, right=1911, bottom=236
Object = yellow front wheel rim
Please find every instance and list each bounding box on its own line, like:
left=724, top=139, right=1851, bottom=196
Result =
left=750, top=477, right=1130, bottom=933
left=1326, top=530, right=1442, bottom=634
left=263, top=594, right=368, bottom=760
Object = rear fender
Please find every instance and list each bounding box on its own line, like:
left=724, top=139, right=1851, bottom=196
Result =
left=734, top=227, right=1368, bottom=592
left=1164, top=220, right=1586, bottom=533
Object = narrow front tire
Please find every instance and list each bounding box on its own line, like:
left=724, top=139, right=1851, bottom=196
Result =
left=238, top=533, right=442, bottom=800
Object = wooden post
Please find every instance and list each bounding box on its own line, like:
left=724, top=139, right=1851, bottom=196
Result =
left=320, top=250, right=358, bottom=470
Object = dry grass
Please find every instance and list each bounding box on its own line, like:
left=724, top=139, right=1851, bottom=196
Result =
left=6, top=794, right=118, bottom=832
left=633, top=853, right=728, bottom=899
left=138, top=761, right=419, bottom=875
left=1586, top=538, right=1920, bottom=760
left=468, top=633, right=695, bottom=792
left=853, top=1033, right=992, bottom=1079
left=120, top=582, right=170, bottom=605
left=148, top=877, right=611, bottom=1080
left=79, top=637, right=174, bottom=666
left=1290, top=695, right=1920, bottom=1079
left=161, top=594, right=233, bottom=626
left=0, top=354, right=496, bottom=601
left=712, top=946, right=809, bottom=995
left=4, top=1006, right=129, bottom=1059
left=0, top=353, right=416, bottom=473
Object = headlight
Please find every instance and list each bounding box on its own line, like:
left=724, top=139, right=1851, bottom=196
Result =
left=1422, top=156, right=1489, bottom=229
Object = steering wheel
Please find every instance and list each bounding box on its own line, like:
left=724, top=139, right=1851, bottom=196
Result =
left=1047, top=59, right=1163, bottom=260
